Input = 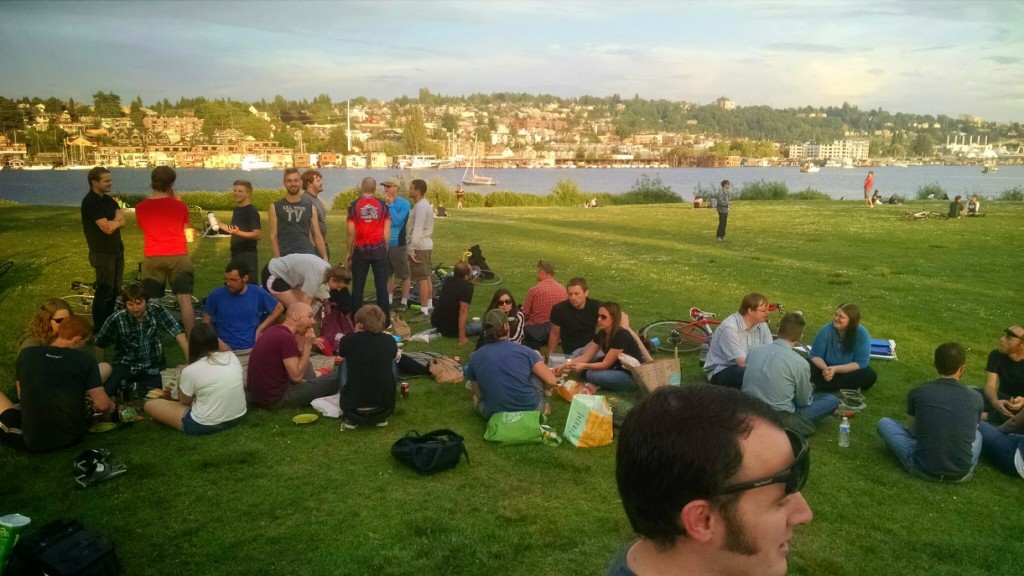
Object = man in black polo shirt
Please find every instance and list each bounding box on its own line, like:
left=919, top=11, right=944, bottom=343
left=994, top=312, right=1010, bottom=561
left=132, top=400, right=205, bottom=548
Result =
left=984, top=324, right=1024, bottom=424
left=431, top=262, right=480, bottom=345
left=80, top=166, right=125, bottom=331
left=548, top=277, right=600, bottom=357
left=877, top=342, right=983, bottom=482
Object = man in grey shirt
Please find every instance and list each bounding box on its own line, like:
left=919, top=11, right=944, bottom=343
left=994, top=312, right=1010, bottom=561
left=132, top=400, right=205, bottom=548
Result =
left=406, top=179, right=435, bottom=314
left=301, top=169, right=329, bottom=258
left=269, top=168, right=327, bottom=260
left=716, top=179, right=731, bottom=242
left=703, top=292, right=773, bottom=389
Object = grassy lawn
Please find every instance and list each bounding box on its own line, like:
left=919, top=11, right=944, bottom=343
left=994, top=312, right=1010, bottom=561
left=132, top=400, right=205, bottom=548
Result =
left=1, top=199, right=1022, bottom=575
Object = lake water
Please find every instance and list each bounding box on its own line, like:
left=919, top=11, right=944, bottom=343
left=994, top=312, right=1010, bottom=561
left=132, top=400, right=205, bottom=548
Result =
left=0, top=165, right=1021, bottom=207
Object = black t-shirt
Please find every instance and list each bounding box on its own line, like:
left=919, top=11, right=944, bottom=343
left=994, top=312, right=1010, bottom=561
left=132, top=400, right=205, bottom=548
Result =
left=16, top=346, right=102, bottom=452
left=907, top=378, right=984, bottom=478
left=80, top=191, right=123, bottom=254
left=986, top=350, right=1024, bottom=398
left=338, top=332, right=398, bottom=413
left=550, top=298, right=600, bottom=353
left=432, top=277, right=474, bottom=337
left=594, top=329, right=645, bottom=372
left=231, top=204, right=262, bottom=254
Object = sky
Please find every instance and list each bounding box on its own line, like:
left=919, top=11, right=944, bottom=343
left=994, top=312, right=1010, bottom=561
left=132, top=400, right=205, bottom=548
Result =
left=1, top=0, right=1022, bottom=122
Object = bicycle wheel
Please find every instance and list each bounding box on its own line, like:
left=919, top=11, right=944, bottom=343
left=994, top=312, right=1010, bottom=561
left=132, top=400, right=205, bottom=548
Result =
left=158, top=291, right=200, bottom=310
left=474, top=268, right=503, bottom=286
left=61, top=294, right=94, bottom=316
left=641, top=320, right=709, bottom=354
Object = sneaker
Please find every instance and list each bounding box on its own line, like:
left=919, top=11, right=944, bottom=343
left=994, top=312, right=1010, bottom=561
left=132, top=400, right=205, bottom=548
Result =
left=73, top=448, right=111, bottom=474
left=340, top=420, right=358, bottom=431
left=393, top=303, right=408, bottom=312
left=375, top=419, right=389, bottom=428
left=421, top=307, right=432, bottom=316
left=75, top=460, right=127, bottom=489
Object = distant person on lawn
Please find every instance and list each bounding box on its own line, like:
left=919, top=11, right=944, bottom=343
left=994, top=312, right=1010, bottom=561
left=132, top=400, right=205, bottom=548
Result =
left=202, top=261, right=283, bottom=380
left=134, top=166, right=197, bottom=335
left=247, top=302, right=337, bottom=409
left=467, top=309, right=557, bottom=420
left=1, top=315, right=115, bottom=452
left=715, top=179, right=731, bottom=241
left=863, top=170, right=875, bottom=209
left=607, top=385, right=813, bottom=576
left=521, top=259, right=567, bottom=349
left=877, top=342, right=983, bottom=482
left=703, top=292, right=774, bottom=389
left=966, top=194, right=982, bottom=216
left=742, top=312, right=839, bottom=437
left=95, top=282, right=188, bottom=398
left=338, top=305, right=398, bottom=430
left=983, top=324, right=1024, bottom=425
left=225, top=179, right=262, bottom=284
left=144, top=323, right=246, bottom=435
left=808, top=303, right=877, bottom=391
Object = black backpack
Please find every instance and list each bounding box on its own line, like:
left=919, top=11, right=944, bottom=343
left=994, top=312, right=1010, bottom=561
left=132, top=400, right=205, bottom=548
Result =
left=391, top=429, right=469, bottom=476
left=11, top=519, right=121, bottom=576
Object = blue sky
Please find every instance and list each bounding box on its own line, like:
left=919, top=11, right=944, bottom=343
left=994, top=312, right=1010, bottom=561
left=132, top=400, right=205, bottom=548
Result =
left=1, top=0, right=1022, bottom=121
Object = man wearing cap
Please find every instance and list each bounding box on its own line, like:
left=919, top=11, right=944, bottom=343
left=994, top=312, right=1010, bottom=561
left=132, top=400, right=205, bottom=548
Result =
left=521, top=260, right=567, bottom=350
left=406, top=178, right=435, bottom=314
left=347, top=176, right=391, bottom=318
left=382, top=177, right=412, bottom=311
left=301, top=169, right=330, bottom=258
left=466, top=309, right=558, bottom=420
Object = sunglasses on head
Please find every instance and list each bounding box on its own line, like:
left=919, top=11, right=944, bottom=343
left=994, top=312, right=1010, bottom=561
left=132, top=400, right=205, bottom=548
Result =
left=497, top=299, right=513, bottom=305
left=721, top=429, right=809, bottom=496
left=1004, top=328, right=1023, bottom=340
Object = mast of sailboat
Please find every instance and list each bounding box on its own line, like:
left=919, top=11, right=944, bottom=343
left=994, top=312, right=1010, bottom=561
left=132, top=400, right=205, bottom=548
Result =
left=346, top=100, right=351, bottom=152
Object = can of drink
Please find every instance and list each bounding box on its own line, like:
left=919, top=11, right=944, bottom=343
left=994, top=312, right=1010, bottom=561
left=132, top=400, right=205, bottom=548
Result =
left=453, top=356, right=461, bottom=364
left=400, top=382, right=410, bottom=398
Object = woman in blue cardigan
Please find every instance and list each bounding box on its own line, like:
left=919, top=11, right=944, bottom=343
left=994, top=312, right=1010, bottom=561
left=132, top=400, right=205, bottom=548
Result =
left=809, top=303, right=877, bottom=391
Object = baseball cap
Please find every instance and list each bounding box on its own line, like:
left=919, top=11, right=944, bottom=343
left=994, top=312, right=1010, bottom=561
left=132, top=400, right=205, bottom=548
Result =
left=483, top=309, right=510, bottom=339
left=381, top=177, right=401, bottom=188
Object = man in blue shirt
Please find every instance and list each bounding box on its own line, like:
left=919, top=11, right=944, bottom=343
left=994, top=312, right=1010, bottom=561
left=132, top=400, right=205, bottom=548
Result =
left=202, top=261, right=283, bottom=381
left=382, top=177, right=412, bottom=310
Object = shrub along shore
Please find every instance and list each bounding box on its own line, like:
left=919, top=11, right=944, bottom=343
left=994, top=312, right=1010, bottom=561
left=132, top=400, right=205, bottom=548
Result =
left=0, top=200, right=1021, bottom=575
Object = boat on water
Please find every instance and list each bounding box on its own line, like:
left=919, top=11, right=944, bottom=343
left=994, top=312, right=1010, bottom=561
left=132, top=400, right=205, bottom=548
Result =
left=395, top=155, right=442, bottom=170
left=240, top=155, right=274, bottom=171
left=982, top=162, right=998, bottom=174
left=800, top=163, right=820, bottom=173
left=67, top=164, right=97, bottom=170
left=22, top=164, right=52, bottom=171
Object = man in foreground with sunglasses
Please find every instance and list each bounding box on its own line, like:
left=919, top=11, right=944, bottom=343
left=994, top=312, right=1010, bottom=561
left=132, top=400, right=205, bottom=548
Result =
left=609, top=385, right=813, bottom=576
left=983, top=325, right=1024, bottom=424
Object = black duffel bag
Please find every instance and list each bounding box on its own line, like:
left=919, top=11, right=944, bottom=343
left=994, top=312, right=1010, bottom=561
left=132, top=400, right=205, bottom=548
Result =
left=12, top=519, right=121, bottom=576
left=391, top=429, right=469, bottom=476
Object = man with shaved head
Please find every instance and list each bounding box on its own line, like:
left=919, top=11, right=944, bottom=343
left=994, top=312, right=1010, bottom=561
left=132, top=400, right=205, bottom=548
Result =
left=247, top=301, right=337, bottom=409
left=347, top=176, right=391, bottom=318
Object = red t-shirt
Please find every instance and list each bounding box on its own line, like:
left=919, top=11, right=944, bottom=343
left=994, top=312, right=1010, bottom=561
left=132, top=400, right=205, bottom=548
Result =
left=347, top=196, right=390, bottom=257
left=863, top=174, right=874, bottom=192
left=135, top=196, right=189, bottom=257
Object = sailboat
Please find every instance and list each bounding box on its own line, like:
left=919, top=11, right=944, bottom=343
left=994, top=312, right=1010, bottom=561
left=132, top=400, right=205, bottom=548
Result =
left=461, top=139, right=497, bottom=186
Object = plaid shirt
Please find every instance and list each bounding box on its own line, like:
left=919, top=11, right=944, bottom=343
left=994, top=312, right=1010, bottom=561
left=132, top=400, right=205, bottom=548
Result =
left=95, top=304, right=184, bottom=374
left=521, top=278, right=567, bottom=325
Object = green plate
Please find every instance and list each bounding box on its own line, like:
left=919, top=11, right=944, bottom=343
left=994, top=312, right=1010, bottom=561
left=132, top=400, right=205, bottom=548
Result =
left=292, top=414, right=318, bottom=425
left=89, top=422, right=117, bottom=433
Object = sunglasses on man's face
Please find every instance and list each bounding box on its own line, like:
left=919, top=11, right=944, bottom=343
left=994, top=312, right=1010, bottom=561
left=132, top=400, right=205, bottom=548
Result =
left=721, top=429, right=809, bottom=496
left=1004, top=328, right=1024, bottom=340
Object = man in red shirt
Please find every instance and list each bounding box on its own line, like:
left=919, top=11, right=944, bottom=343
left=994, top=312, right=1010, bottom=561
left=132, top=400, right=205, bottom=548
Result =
left=521, top=260, right=567, bottom=351
left=863, top=171, right=875, bottom=209
left=347, top=177, right=391, bottom=317
left=134, top=166, right=196, bottom=334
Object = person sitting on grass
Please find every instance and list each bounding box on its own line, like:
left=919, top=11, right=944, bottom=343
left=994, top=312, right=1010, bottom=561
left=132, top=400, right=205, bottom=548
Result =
left=467, top=309, right=557, bottom=420
left=555, top=302, right=644, bottom=392
left=741, top=312, right=839, bottom=437
left=246, top=302, right=337, bottom=409
left=1, top=315, right=115, bottom=452
left=338, top=305, right=398, bottom=430
left=966, top=195, right=982, bottom=216
left=982, top=324, right=1024, bottom=425
left=94, top=282, right=188, bottom=398
left=877, top=342, right=983, bottom=482
left=431, top=261, right=480, bottom=345
left=948, top=195, right=964, bottom=219
left=475, top=288, right=525, bottom=349
left=979, top=400, right=1024, bottom=481
left=19, top=298, right=74, bottom=352
left=703, top=292, right=774, bottom=389
left=809, top=303, right=877, bottom=392
left=144, top=323, right=246, bottom=435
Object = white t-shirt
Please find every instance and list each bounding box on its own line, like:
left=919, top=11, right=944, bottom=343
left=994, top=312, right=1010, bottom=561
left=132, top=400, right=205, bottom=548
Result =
left=179, top=351, right=247, bottom=426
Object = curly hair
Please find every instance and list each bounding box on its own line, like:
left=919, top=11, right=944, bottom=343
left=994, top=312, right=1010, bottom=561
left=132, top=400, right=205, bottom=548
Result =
left=23, top=298, right=73, bottom=345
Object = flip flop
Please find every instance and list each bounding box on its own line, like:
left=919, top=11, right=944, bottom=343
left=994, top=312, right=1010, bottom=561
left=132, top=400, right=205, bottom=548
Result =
left=75, top=460, right=127, bottom=489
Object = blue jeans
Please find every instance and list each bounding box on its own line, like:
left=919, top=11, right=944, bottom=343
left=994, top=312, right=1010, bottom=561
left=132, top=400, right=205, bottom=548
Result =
left=796, top=393, right=840, bottom=422
left=877, top=417, right=982, bottom=482
left=584, top=369, right=637, bottom=392
left=979, top=421, right=1024, bottom=478
left=465, top=321, right=483, bottom=337
left=351, top=255, right=390, bottom=318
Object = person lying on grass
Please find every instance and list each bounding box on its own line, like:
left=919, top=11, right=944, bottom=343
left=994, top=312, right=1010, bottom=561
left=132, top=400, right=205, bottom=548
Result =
left=144, top=323, right=246, bottom=435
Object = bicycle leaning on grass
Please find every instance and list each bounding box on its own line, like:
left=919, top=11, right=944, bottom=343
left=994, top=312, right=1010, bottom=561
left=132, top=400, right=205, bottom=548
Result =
left=640, top=303, right=791, bottom=355
left=61, top=281, right=202, bottom=322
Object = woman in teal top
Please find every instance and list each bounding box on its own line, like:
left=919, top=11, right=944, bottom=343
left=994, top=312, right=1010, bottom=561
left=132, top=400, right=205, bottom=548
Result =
left=809, top=303, right=877, bottom=391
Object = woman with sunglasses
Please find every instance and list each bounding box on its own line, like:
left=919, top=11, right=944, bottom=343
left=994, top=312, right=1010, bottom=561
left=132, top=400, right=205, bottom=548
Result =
left=809, top=303, right=877, bottom=391
left=555, top=301, right=643, bottom=391
left=19, top=299, right=74, bottom=352
left=476, top=289, right=524, bottom=349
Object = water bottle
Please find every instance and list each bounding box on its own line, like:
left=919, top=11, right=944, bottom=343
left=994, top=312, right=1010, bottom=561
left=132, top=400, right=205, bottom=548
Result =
left=838, top=416, right=850, bottom=448
left=333, top=332, right=342, bottom=353
left=698, top=342, right=710, bottom=363
left=207, top=212, right=220, bottom=232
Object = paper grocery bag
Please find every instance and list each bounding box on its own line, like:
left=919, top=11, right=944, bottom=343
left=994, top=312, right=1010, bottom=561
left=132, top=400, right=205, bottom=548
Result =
left=563, top=394, right=613, bottom=447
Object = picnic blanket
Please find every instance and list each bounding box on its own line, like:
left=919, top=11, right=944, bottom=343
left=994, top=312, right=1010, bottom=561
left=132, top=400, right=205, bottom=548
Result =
left=795, top=338, right=897, bottom=361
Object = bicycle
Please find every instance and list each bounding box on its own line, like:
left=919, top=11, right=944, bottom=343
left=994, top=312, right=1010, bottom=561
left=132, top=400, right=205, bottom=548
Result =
left=368, top=261, right=504, bottom=306
left=62, top=281, right=201, bottom=320
left=640, top=303, right=790, bottom=355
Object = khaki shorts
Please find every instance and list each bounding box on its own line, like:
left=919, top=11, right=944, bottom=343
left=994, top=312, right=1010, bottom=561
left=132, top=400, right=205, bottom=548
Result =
left=141, top=254, right=194, bottom=299
left=410, top=250, right=432, bottom=281
left=388, top=246, right=410, bottom=280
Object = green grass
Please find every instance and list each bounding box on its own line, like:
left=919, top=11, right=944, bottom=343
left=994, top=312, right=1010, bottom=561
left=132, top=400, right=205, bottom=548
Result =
left=2, top=199, right=1023, bottom=575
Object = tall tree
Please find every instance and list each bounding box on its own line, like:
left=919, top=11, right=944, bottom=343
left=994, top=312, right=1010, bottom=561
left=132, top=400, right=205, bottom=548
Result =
left=92, top=91, right=123, bottom=118
left=402, top=107, right=430, bottom=153
left=129, top=96, right=145, bottom=128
